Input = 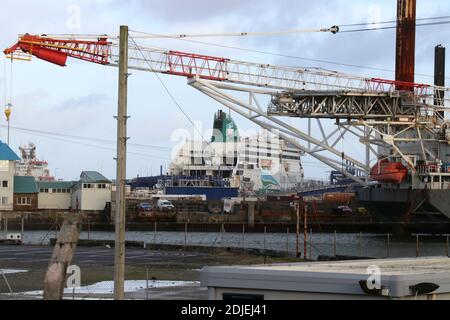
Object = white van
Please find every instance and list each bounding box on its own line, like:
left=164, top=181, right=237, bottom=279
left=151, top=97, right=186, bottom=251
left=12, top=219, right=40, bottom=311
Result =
left=157, top=199, right=175, bottom=212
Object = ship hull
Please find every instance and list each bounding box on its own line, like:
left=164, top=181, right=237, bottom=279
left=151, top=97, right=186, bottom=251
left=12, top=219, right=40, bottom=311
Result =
left=356, top=188, right=450, bottom=223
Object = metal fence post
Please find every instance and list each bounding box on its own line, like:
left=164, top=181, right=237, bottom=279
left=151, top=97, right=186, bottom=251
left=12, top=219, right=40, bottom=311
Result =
left=185, top=221, right=188, bottom=246
left=387, top=233, right=391, bottom=258
left=242, top=225, right=245, bottom=249
left=333, top=231, right=337, bottom=257
left=264, top=226, right=267, bottom=264
left=286, top=228, right=289, bottom=255
left=146, top=267, right=149, bottom=300
left=416, top=234, right=420, bottom=258
left=87, top=217, right=91, bottom=241
left=447, top=236, right=449, bottom=258
left=447, top=236, right=450, bottom=258
left=359, top=232, right=363, bottom=257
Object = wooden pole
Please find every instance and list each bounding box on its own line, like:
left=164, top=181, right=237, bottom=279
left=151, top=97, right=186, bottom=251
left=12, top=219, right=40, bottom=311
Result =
left=43, top=217, right=80, bottom=300
left=114, top=25, right=129, bottom=301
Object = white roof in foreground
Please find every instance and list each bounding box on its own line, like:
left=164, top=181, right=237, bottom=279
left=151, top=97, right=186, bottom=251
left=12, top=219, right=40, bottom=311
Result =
left=237, top=257, right=450, bottom=276
left=201, top=257, right=450, bottom=298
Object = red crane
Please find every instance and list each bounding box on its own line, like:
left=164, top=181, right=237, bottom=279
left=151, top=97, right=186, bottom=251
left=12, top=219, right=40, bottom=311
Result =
left=4, top=33, right=442, bottom=97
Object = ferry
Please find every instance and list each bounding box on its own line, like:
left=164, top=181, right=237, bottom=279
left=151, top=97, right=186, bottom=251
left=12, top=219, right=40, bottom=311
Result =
left=169, top=110, right=304, bottom=194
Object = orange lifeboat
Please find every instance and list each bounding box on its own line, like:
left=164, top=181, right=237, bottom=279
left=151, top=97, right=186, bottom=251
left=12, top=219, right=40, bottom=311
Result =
left=370, top=159, right=408, bottom=184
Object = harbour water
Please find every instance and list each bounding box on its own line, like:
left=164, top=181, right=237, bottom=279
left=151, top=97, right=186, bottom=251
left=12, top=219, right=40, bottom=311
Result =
left=20, top=230, right=450, bottom=260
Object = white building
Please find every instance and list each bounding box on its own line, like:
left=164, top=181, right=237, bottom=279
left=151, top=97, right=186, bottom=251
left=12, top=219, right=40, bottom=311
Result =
left=0, top=141, right=20, bottom=211
left=37, top=181, right=74, bottom=210
left=71, top=171, right=112, bottom=211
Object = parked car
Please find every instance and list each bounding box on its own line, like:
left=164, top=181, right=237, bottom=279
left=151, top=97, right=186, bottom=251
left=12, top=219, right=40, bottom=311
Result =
left=332, top=205, right=353, bottom=215
left=157, top=200, right=175, bottom=212
left=137, top=202, right=154, bottom=212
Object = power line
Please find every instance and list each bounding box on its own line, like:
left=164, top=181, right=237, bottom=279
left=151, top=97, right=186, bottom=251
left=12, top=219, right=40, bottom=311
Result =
left=339, top=15, right=450, bottom=27
left=130, top=28, right=448, bottom=81
left=10, top=127, right=172, bottom=161
left=0, top=125, right=172, bottom=152
left=128, top=15, right=450, bottom=39
left=340, top=20, right=450, bottom=33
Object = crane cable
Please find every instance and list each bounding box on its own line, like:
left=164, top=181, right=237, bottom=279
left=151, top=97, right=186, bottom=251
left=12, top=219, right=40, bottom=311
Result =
left=128, top=27, right=450, bottom=81
left=131, top=26, right=340, bottom=39
left=128, top=34, right=239, bottom=174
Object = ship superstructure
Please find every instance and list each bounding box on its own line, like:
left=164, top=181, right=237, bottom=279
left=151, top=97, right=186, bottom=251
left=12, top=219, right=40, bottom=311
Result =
left=169, top=110, right=304, bottom=194
left=15, top=143, right=54, bottom=181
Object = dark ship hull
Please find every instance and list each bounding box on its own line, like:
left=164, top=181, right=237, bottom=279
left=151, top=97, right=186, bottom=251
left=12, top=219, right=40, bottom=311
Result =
left=356, top=188, right=450, bottom=223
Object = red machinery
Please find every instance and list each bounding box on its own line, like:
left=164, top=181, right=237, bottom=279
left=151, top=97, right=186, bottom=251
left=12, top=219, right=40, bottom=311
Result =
left=4, top=34, right=110, bottom=66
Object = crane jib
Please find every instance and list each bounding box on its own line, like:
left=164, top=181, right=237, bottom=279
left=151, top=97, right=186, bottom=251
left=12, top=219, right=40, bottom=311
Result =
left=3, top=33, right=449, bottom=102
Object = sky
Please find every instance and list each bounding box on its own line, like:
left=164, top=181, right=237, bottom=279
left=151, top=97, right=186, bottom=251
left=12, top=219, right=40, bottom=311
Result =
left=0, top=0, right=449, bottom=181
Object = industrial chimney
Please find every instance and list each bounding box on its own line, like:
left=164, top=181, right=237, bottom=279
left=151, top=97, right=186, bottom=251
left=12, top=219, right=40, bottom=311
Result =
left=435, top=45, right=446, bottom=119
left=395, top=0, right=416, bottom=90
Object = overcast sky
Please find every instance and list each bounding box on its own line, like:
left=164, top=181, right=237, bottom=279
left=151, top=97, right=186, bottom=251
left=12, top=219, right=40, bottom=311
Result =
left=0, top=0, right=449, bottom=181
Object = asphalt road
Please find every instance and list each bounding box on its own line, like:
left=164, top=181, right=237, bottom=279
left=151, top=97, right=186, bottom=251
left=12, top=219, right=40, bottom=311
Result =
left=0, top=245, right=208, bottom=268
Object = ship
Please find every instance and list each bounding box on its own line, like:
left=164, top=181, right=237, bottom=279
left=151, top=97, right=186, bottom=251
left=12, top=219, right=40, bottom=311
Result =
left=15, top=143, right=55, bottom=181
left=169, top=110, right=304, bottom=194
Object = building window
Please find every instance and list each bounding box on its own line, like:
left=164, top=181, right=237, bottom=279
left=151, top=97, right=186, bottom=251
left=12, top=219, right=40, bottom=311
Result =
left=1, top=197, right=8, bottom=205
left=83, top=184, right=93, bottom=189
left=98, top=184, right=107, bottom=189
left=2, top=181, right=8, bottom=188
left=0, top=161, right=8, bottom=172
left=17, top=197, right=32, bottom=206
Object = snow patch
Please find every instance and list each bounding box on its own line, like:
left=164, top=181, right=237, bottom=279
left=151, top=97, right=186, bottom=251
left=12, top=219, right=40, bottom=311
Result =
left=22, top=280, right=199, bottom=296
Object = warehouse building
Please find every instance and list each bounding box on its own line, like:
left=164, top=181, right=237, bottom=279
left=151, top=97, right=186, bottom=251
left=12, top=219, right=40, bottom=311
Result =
left=71, top=171, right=112, bottom=211
left=37, top=181, right=74, bottom=210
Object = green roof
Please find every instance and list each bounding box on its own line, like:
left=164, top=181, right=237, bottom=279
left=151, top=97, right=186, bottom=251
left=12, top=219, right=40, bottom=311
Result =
left=80, top=171, right=111, bottom=183
left=0, top=141, right=20, bottom=161
left=37, top=181, right=75, bottom=190
left=14, top=176, right=39, bottom=194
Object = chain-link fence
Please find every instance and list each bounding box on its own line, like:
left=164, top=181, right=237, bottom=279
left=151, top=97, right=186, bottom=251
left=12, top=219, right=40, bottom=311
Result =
left=1, top=220, right=450, bottom=300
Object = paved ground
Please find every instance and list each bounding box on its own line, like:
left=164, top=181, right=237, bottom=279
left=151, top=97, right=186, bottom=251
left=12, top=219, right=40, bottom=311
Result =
left=0, top=244, right=296, bottom=300
left=0, top=245, right=211, bottom=268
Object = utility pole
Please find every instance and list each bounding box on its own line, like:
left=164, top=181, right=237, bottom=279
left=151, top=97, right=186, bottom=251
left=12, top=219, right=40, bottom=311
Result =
left=114, top=25, right=129, bottom=301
